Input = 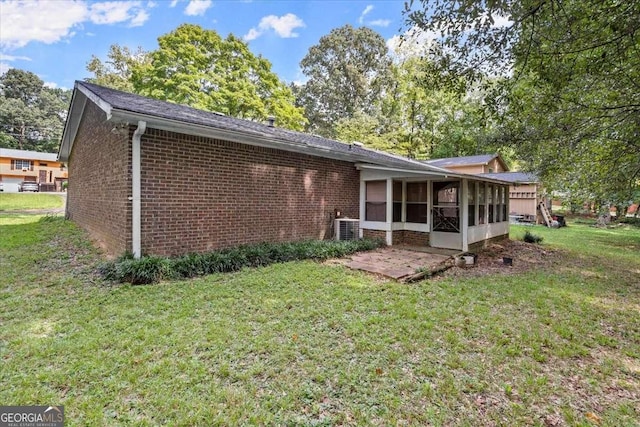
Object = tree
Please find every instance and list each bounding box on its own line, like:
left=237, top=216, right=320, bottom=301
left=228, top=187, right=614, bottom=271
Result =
left=0, top=68, right=70, bottom=152
left=296, top=25, right=392, bottom=138
left=405, top=0, right=640, bottom=206
left=131, top=24, right=306, bottom=130
left=86, top=44, right=149, bottom=92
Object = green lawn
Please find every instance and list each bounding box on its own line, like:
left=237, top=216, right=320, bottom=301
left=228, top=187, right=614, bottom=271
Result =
left=0, top=192, right=65, bottom=211
left=1, top=215, right=638, bottom=426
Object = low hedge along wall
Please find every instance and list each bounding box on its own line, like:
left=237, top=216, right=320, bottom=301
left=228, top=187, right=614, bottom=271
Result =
left=99, top=238, right=385, bottom=285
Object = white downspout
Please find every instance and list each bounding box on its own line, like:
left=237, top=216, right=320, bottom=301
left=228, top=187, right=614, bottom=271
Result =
left=132, top=120, right=147, bottom=258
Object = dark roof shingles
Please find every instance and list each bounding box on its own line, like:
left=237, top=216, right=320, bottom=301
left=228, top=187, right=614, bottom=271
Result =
left=78, top=81, right=437, bottom=171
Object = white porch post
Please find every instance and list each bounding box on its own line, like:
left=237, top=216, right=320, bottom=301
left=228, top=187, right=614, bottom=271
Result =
left=461, top=178, right=469, bottom=252
left=385, top=178, right=393, bottom=245
left=359, top=179, right=366, bottom=238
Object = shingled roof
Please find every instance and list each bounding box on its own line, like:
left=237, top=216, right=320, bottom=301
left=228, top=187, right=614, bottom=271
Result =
left=59, top=81, right=453, bottom=175
left=423, top=154, right=501, bottom=168
left=477, top=171, right=539, bottom=184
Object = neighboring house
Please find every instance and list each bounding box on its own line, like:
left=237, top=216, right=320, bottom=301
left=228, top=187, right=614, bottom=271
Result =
left=59, top=82, right=511, bottom=258
left=0, top=148, right=68, bottom=192
left=425, top=155, right=545, bottom=223
left=424, top=154, right=509, bottom=175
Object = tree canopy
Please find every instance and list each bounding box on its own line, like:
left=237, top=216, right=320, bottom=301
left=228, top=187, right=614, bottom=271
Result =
left=86, top=44, right=149, bottom=93
left=405, top=0, right=640, bottom=206
left=130, top=24, right=306, bottom=130
left=295, top=25, right=392, bottom=138
left=0, top=68, right=70, bottom=152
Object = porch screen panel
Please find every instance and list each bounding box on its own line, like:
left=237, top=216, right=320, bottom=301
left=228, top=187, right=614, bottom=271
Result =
left=468, top=181, right=476, bottom=226
left=432, top=181, right=459, bottom=233
left=488, top=185, right=494, bottom=223
left=478, top=184, right=486, bottom=224
left=393, top=181, right=402, bottom=222
left=406, top=182, right=428, bottom=223
left=366, top=180, right=386, bottom=222
left=501, top=186, right=508, bottom=221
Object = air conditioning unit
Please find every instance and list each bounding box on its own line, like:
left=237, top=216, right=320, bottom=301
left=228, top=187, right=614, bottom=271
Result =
left=335, top=218, right=359, bottom=241
left=21, top=167, right=28, bottom=172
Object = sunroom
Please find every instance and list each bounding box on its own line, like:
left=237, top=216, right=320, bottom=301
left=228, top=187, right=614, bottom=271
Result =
left=356, top=164, right=511, bottom=251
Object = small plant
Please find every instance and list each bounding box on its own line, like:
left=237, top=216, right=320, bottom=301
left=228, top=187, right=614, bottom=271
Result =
left=523, top=230, right=543, bottom=244
left=100, top=238, right=385, bottom=284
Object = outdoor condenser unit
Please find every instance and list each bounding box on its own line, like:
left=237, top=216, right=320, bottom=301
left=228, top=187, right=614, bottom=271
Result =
left=334, top=218, right=359, bottom=241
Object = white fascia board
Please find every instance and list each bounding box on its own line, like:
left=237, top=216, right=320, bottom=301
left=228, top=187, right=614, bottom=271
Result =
left=356, top=163, right=462, bottom=178
left=58, top=90, right=87, bottom=162
left=356, top=163, right=512, bottom=185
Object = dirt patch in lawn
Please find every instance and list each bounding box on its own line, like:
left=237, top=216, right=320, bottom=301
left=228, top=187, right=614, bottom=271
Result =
left=435, top=239, right=560, bottom=280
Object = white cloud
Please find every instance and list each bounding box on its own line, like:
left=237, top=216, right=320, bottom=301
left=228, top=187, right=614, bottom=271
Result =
left=358, top=5, right=374, bottom=24
left=169, top=0, right=179, bottom=6
left=358, top=4, right=391, bottom=28
left=184, top=0, right=211, bottom=16
left=0, top=0, right=88, bottom=49
left=44, top=81, right=58, bottom=88
left=243, top=13, right=305, bottom=41
left=88, top=2, right=149, bottom=26
left=0, top=54, right=32, bottom=62
left=0, top=63, right=11, bottom=75
left=243, top=28, right=261, bottom=42
left=129, top=9, right=150, bottom=26
left=0, top=1, right=152, bottom=50
left=387, top=26, right=440, bottom=60
left=368, top=19, right=391, bottom=27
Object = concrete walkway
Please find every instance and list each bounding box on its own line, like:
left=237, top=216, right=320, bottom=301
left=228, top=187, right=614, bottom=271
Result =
left=346, top=247, right=458, bottom=281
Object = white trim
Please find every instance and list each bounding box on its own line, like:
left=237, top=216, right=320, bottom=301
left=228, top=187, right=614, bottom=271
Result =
left=132, top=120, right=147, bottom=258
left=461, top=179, right=469, bottom=252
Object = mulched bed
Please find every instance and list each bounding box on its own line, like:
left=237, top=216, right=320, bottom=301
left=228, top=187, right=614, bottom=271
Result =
left=435, top=239, right=561, bottom=279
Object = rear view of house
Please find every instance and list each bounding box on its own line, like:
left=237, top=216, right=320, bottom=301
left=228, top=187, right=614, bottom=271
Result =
left=59, top=82, right=510, bottom=258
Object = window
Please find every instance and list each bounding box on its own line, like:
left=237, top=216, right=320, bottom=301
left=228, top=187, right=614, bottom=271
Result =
left=12, top=159, right=32, bottom=170
left=488, top=185, right=494, bottom=223
left=478, top=184, right=486, bottom=224
left=406, top=182, right=428, bottom=223
left=432, top=181, right=459, bottom=232
left=39, top=162, right=48, bottom=167
left=468, top=181, right=476, bottom=226
left=393, top=181, right=402, bottom=222
left=365, top=180, right=386, bottom=222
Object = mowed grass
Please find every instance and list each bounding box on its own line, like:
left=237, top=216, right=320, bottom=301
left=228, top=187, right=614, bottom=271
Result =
left=0, top=192, right=65, bottom=211
left=1, top=215, right=639, bottom=426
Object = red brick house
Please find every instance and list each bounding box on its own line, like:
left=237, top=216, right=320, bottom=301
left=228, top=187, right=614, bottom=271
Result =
left=59, top=82, right=510, bottom=258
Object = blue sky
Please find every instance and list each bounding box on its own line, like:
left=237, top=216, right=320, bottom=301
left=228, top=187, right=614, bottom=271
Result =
left=0, top=0, right=411, bottom=90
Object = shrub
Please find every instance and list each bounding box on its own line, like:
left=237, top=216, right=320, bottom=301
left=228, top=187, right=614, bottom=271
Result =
left=101, top=238, right=385, bottom=285
left=523, top=230, right=544, bottom=244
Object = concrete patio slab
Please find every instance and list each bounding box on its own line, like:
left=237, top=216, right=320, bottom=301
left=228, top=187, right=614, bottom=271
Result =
left=346, top=247, right=456, bottom=281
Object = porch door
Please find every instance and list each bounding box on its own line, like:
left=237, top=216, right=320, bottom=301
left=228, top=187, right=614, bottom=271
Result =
left=39, top=170, right=47, bottom=183
left=430, top=181, right=462, bottom=250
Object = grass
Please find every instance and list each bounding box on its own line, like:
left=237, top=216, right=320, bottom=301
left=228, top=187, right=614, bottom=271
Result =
left=1, top=214, right=639, bottom=426
left=0, top=192, right=65, bottom=211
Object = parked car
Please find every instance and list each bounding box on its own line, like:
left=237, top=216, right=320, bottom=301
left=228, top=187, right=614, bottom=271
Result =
left=19, top=181, right=39, bottom=192
left=0, top=182, right=3, bottom=192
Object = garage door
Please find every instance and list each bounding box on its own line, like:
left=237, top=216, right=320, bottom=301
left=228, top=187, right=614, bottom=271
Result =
left=1, top=177, right=24, bottom=193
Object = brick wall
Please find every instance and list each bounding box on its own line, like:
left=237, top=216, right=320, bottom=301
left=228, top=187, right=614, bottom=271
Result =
left=392, top=230, right=430, bottom=246
left=363, top=229, right=386, bottom=241
left=139, top=128, right=360, bottom=256
left=66, top=102, right=131, bottom=255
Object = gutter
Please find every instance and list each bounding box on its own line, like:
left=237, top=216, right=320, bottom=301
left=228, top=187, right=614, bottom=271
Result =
left=131, top=120, right=147, bottom=258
